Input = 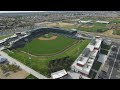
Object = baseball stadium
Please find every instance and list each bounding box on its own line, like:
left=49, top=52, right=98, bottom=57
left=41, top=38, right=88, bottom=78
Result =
left=3, top=28, right=90, bottom=77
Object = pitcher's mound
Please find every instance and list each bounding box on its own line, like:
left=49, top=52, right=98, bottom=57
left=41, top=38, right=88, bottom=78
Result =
left=38, top=35, right=58, bottom=40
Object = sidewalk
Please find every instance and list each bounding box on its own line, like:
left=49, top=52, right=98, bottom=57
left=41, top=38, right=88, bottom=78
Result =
left=0, top=51, right=48, bottom=79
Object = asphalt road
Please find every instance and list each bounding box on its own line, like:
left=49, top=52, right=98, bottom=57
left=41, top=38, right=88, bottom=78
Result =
left=77, top=31, right=120, bottom=44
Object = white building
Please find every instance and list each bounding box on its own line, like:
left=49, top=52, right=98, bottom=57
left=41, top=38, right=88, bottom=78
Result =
left=51, top=69, right=68, bottom=79
left=96, top=21, right=109, bottom=24
left=71, top=37, right=102, bottom=78
left=94, top=37, right=102, bottom=50
left=79, top=20, right=92, bottom=23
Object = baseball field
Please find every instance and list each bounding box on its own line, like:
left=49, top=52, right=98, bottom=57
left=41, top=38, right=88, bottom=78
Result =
left=17, top=33, right=77, bottom=55
left=3, top=33, right=90, bottom=77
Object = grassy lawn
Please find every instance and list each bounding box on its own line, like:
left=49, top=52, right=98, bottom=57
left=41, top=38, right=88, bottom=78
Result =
left=109, top=18, right=120, bottom=24
left=92, top=61, right=102, bottom=71
left=17, top=34, right=77, bottom=55
left=113, top=30, right=120, bottom=35
left=26, top=74, right=38, bottom=79
left=0, top=34, right=13, bottom=40
left=3, top=39, right=90, bottom=77
left=47, top=22, right=109, bottom=32
left=77, top=23, right=108, bottom=32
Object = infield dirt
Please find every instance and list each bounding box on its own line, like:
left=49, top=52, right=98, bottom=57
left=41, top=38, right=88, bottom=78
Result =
left=38, top=35, right=57, bottom=40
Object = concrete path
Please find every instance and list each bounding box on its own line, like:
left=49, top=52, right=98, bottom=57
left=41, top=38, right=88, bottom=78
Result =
left=0, top=51, right=48, bottom=79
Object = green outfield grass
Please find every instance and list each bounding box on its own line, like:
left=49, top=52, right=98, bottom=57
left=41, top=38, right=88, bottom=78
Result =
left=17, top=33, right=77, bottom=55
left=3, top=39, right=90, bottom=77
left=0, top=34, right=13, bottom=40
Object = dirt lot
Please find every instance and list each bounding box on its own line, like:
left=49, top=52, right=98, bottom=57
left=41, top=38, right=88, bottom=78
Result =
left=95, top=29, right=120, bottom=38
left=46, top=22, right=75, bottom=28
left=0, top=68, right=29, bottom=79
left=103, top=29, right=113, bottom=35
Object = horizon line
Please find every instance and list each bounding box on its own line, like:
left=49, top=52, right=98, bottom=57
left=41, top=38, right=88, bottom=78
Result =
left=0, top=11, right=47, bottom=13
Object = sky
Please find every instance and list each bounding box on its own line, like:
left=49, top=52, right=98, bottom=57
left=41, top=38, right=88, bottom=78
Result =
left=0, top=11, right=46, bottom=13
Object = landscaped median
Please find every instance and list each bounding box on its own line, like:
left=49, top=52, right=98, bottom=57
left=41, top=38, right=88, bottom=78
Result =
left=3, top=39, right=90, bottom=77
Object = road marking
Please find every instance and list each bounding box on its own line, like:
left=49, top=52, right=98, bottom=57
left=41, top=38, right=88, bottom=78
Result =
left=109, top=46, right=120, bottom=79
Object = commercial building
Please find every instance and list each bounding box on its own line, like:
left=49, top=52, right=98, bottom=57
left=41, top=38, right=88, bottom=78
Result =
left=51, top=69, right=68, bottom=79
left=103, top=39, right=112, bottom=46
left=79, top=20, right=92, bottom=24
left=71, top=36, right=102, bottom=78
left=97, top=54, right=107, bottom=63
left=96, top=21, right=109, bottom=24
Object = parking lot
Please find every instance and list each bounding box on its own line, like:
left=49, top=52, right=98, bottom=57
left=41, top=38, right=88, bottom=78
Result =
left=98, top=44, right=120, bottom=79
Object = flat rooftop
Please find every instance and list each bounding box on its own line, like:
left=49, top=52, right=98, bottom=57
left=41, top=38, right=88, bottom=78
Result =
left=94, top=38, right=102, bottom=49
left=51, top=69, right=67, bottom=79
left=71, top=37, right=102, bottom=76
left=79, top=20, right=92, bottom=23
left=77, top=57, right=88, bottom=66
left=97, top=54, right=107, bottom=63
left=96, top=21, right=109, bottom=24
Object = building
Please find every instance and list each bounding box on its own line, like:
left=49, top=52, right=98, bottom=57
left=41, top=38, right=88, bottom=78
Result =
left=71, top=36, right=102, bottom=78
left=51, top=69, right=68, bottom=79
left=79, top=20, right=92, bottom=24
left=96, top=21, right=109, bottom=24
left=97, top=54, right=107, bottom=63
left=103, top=39, right=112, bottom=46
